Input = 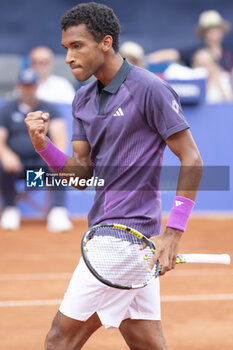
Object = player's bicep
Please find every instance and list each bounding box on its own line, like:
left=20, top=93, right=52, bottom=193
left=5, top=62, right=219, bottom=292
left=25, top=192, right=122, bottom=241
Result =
left=166, top=129, right=202, bottom=164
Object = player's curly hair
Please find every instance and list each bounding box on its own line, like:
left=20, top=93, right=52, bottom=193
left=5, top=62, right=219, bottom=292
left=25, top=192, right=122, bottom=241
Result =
left=60, top=2, right=120, bottom=52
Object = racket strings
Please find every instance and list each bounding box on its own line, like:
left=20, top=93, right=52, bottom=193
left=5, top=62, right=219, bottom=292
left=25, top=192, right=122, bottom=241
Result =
left=85, top=226, right=156, bottom=287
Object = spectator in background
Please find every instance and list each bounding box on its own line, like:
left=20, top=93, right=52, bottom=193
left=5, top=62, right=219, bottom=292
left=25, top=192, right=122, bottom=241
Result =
left=29, top=46, right=75, bottom=104
left=191, top=48, right=233, bottom=104
left=119, top=41, right=145, bottom=68
left=148, top=10, right=233, bottom=73
left=0, top=68, right=73, bottom=232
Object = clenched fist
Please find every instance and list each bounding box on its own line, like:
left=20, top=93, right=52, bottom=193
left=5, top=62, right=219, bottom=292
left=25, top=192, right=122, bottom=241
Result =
left=25, top=111, right=50, bottom=151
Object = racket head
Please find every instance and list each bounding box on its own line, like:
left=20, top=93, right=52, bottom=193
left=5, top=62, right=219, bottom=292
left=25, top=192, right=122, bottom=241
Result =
left=81, top=223, right=160, bottom=290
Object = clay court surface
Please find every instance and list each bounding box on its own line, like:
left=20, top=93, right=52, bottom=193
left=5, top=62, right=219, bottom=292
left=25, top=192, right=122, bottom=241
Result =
left=0, top=216, right=233, bottom=350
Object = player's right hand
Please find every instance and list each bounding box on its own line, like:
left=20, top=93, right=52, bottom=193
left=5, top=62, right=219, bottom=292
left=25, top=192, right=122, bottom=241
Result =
left=148, top=227, right=182, bottom=275
left=25, top=111, right=50, bottom=151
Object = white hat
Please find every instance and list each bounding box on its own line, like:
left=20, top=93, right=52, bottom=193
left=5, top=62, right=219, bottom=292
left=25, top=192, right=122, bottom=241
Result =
left=119, top=41, right=145, bottom=61
left=195, top=10, right=231, bottom=36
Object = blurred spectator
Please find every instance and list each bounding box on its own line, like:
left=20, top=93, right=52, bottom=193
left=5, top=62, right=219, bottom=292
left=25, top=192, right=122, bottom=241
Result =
left=148, top=10, right=233, bottom=73
left=119, top=41, right=145, bottom=68
left=0, top=68, right=73, bottom=232
left=29, top=46, right=75, bottom=104
left=191, top=48, right=233, bottom=103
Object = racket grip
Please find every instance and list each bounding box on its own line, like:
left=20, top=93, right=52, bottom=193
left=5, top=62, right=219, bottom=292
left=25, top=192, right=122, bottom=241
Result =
left=177, top=253, right=231, bottom=265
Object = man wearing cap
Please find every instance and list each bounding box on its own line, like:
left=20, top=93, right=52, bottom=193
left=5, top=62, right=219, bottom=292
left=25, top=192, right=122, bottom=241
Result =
left=0, top=68, right=73, bottom=232
left=148, top=10, right=233, bottom=73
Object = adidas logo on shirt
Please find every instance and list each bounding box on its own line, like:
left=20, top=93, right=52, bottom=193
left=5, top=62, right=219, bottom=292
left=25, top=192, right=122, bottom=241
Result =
left=113, top=107, right=124, bottom=116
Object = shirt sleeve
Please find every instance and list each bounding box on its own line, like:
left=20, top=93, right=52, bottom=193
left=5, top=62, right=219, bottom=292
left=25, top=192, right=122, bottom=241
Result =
left=72, top=117, right=88, bottom=141
left=145, top=78, right=189, bottom=140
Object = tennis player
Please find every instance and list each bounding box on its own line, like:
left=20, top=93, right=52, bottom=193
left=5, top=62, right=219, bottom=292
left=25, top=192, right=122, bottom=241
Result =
left=25, top=3, right=203, bottom=349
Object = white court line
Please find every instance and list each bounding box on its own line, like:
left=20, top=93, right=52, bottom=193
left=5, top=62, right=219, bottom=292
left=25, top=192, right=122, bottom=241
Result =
left=168, top=268, right=233, bottom=277
left=0, top=269, right=232, bottom=281
left=162, top=294, right=233, bottom=302
left=0, top=273, right=72, bottom=281
left=1, top=294, right=233, bottom=307
left=0, top=299, right=62, bottom=307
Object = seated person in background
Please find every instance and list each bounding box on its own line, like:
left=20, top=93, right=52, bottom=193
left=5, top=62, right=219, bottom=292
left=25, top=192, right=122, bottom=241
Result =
left=29, top=46, right=75, bottom=104
left=119, top=41, right=145, bottom=68
left=148, top=10, right=233, bottom=73
left=0, top=68, right=73, bottom=232
left=191, top=48, right=233, bottom=104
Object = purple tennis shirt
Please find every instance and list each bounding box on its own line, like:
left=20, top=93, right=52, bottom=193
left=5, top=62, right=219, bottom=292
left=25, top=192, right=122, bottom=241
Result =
left=72, top=60, right=189, bottom=237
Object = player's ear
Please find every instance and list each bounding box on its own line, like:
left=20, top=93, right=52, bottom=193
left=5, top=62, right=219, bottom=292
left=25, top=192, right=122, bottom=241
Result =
left=100, top=35, right=113, bottom=52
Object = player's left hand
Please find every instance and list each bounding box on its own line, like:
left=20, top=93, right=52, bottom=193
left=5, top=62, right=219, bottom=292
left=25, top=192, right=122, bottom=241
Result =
left=147, top=227, right=183, bottom=275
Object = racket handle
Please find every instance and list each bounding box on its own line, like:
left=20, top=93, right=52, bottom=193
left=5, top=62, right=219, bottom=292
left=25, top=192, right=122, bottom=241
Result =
left=177, top=253, right=231, bottom=265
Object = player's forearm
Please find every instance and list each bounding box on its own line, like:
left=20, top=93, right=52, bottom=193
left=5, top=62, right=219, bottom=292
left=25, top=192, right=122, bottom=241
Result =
left=59, top=155, right=93, bottom=190
left=37, top=146, right=93, bottom=190
left=164, top=152, right=203, bottom=236
left=33, top=137, right=92, bottom=190
left=176, top=152, right=203, bottom=200
left=158, top=156, right=203, bottom=274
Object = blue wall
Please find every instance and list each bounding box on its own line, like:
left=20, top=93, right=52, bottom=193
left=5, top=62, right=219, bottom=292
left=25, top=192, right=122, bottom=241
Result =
left=0, top=0, right=233, bottom=54
left=162, top=103, right=233, bottom=212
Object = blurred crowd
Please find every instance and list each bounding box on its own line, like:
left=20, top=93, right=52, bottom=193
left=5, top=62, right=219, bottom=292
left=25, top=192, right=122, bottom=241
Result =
left=0, top=46, right=75, bottom=232
left=0, top=9, right=233, bottom=231
left=121, top=10, right=233, bottom=104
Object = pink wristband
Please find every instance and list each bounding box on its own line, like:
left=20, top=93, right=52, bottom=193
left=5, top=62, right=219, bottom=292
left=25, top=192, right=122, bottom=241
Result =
left=166, top=195, right=195, bottom=232
left=36, top=137, right=67, bottom=172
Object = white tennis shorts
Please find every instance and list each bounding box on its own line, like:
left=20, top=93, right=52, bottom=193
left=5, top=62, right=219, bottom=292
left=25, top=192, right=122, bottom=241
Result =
left=59, top=257, right=161, bottom=328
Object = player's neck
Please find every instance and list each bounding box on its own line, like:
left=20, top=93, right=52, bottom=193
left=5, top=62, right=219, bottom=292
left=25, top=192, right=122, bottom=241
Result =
left=95, top=53, right=123, bottom=87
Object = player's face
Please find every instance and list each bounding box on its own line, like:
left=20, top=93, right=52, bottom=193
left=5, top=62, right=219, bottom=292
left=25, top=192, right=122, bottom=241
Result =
left=62, top=24, right=105, bottom=82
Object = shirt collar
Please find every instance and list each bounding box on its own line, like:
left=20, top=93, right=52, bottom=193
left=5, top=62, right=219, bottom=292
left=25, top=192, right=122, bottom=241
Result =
left=97, top=59, right=132, bottom=95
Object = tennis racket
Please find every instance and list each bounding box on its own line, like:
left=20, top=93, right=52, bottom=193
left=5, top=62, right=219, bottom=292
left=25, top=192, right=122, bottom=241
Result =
left=81, top=223, right=231, bottom=290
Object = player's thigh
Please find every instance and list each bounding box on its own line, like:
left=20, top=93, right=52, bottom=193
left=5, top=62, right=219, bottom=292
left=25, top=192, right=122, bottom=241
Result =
left=45, top=310, right=101, bottom=350
left=119, top=318, right=167, bottom=350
